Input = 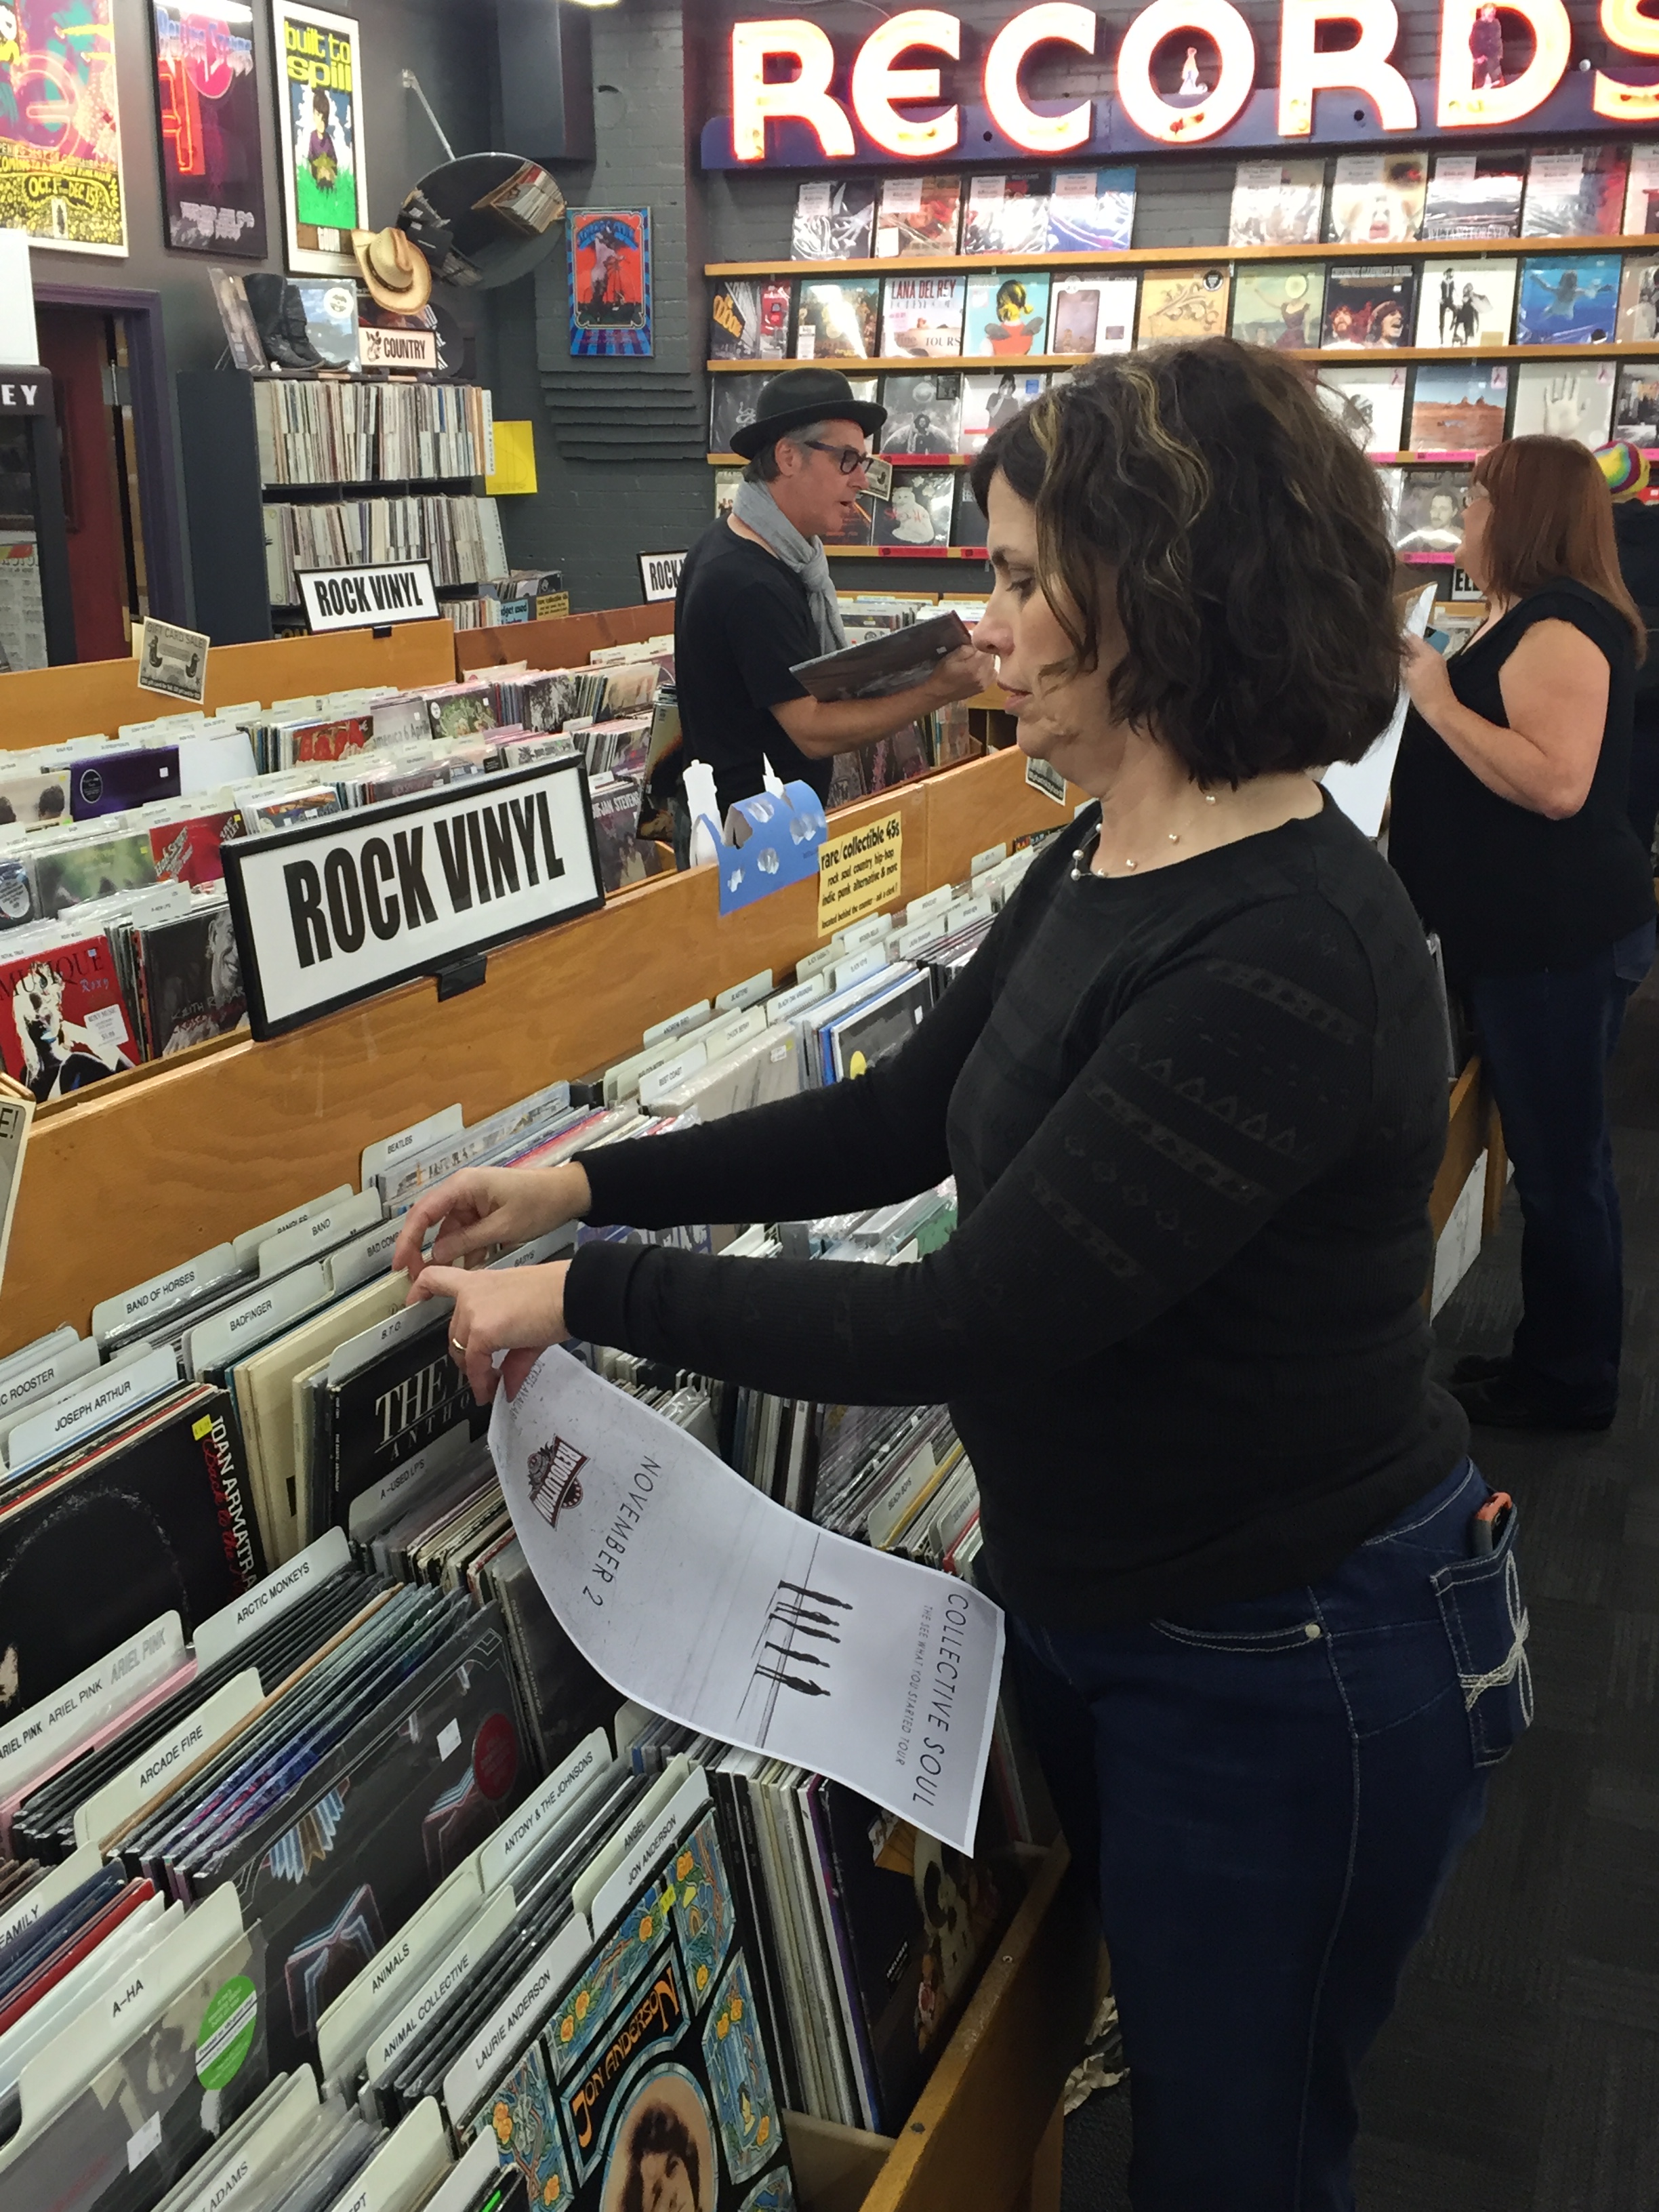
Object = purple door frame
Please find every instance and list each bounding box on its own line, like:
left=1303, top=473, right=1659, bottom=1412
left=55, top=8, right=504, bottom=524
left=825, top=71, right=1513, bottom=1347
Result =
left=32, top=283, right=188, bottom=627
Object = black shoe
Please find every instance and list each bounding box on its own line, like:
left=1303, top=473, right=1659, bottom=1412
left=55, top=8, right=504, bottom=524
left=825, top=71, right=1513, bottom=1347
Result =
left=1450, top=1353, right=1511, bottom=1387
left=245, top=274, right=324, bottom=371
left=1451, top=1371, right=1614, bottom=1433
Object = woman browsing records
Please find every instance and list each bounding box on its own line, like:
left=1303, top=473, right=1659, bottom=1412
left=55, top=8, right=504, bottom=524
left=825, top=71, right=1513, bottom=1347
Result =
left=1391, top=436, right=1656, bottom=1432
left=392, top=342, right=1528, bottom=2209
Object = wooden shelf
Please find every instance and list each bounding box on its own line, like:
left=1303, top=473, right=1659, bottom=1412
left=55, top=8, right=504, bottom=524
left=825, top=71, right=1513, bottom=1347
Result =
left=710, top=340, right=1659, bottom=375
left=0, top=743, right=1081, bottom=1359
left=709, top=354, right=1088, bottom=373
left=708, top=232, right=1659, bottom=279
left=706, top=448, right=1586, bottom=468
left=0, top=619, right=454, bottom=749
left=827, top=544, right=985, bottom=558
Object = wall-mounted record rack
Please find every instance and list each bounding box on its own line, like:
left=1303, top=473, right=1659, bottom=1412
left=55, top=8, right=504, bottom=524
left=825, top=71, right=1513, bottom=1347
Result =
left=708, top=233, right=1659, bottom=278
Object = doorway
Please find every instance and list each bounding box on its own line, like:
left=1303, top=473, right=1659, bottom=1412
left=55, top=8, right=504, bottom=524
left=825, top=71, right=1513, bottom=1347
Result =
left=22, top=284, right=186, bottom=670
left=35, top=305, right=147, bottom=663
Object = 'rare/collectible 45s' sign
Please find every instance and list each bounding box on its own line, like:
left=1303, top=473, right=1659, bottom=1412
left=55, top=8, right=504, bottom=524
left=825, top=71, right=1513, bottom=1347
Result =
left=220, top=755, right=605, bottom=1037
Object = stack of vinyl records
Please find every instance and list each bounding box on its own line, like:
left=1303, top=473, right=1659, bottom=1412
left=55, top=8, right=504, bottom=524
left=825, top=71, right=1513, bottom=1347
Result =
left=252, top=380, right=489, bottom=487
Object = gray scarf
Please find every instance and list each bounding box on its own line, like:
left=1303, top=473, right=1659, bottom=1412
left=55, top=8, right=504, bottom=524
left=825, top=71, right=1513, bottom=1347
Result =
left=733, top=478, right=848, bottom=658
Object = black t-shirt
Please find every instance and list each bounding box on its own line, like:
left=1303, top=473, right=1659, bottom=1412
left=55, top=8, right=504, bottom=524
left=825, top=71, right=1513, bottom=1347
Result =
left=1391, top=578, right=1654, bottom=980
left=567, top=798, right=1465, bottom=1629
left=674, top=519, right=830, bottom=818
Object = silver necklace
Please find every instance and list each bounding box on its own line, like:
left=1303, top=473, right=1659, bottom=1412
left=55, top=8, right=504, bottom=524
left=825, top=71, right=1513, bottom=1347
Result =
left=1071, top=790, right=1219, bottom=879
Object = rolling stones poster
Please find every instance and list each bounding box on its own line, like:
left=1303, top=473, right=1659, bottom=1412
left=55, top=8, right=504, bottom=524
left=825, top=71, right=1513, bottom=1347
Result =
left=151, top=0, right=267, bottom=257
left=272, top=0, right=363, bottom=275
left=0, top=0, right=127, bottom=253
left=568, top=207, right=652, bottom=357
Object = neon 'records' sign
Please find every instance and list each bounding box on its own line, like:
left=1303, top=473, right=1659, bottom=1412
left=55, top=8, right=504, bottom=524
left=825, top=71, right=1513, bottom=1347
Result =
left=726, top=1, right=1654, bottom=159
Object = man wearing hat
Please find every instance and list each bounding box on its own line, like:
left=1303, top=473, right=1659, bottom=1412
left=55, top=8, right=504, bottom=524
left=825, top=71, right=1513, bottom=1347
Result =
left=674, top=367, right=993, bottom=827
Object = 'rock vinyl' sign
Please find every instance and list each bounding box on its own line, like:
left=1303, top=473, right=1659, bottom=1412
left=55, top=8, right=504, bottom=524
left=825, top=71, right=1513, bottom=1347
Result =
left=220, top=756, right=605, bottom=1037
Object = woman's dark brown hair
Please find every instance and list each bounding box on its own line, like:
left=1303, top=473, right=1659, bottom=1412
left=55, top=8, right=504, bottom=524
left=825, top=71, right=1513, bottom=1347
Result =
left=1473, top=436, right=1645, bottom=659
left=968, top=339, right=1402, bottom=783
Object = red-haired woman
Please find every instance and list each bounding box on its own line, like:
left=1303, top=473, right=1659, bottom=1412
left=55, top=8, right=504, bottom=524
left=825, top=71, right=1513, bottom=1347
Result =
left=1395, top=435, right=1656, bottom=1430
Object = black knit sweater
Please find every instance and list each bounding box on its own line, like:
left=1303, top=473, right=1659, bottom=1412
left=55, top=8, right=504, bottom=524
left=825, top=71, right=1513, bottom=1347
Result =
left=566, top=798, right=1468, bottom=1627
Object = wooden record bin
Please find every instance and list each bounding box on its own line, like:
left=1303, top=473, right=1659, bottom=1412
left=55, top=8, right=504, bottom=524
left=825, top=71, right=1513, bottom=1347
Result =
left=0, top=619, right=1496, bottom=2212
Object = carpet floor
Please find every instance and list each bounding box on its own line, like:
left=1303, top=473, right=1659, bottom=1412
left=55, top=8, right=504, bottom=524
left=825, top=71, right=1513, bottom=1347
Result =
left=1061, top=969, right=1659, bottom=2209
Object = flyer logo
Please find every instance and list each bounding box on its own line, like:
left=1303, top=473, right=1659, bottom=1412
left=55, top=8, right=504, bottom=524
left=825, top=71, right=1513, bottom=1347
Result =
left=528, top=1435, right=587, bottom=1529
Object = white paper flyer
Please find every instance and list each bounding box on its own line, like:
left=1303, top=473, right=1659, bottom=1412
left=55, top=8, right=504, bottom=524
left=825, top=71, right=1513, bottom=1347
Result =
left=490, top=1351, right=1004, bottom=1853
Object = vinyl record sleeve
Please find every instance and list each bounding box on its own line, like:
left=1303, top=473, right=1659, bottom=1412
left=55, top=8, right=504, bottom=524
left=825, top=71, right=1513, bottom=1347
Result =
left=1414, top=258, right=1516, bottom=348
left=1044, top=167, right=1135, bottom=253
left=1227, top=159, right=1324, bottom=247
left=1321, top=264, right=1416, bottom=348
left=1229, top=265, right=1325, bottom=350
left=1137, top=267, right=1229, bottom=345
left=880, top=275, right=966, bottom=361
left=814, top=1784, right=1013, bottom=2133
left=1315, top=365, right=1408, bottom=455
left=0, top=1919, right=270, bottom=2211
left=1326, top=151, right=1427, bottom=244
left=961, top=273, right=1046, bottom=361
left=960, top=173, right=1048, bottom=256
left=326, top=1307, right=481, bottom=1535
left=1391, top=467, right=1470, bottom=557
left=880, top=373, right=961, bottom=456
left=1509, top=360, right=1616, bottom=447
left=872, top=472, right=953, bottom=551
left=137, top=902, right=247, bottom=1058
left=0, top=1387, right=261, bottom=1719
left=1420, top=153, right=1524, bottom=242
left=961, top=371, right=1046, bottom=451
left=224, top=1607, right=525, bottom=2074
left=1046, top=276, right=1135, bottom=357
left=1521, top=145, right=1627, bottom=239
left=1407, top=362, right=1509, bottom=454
left=708, top=280, right=762, bottom=363
left=1515, top=254, right=1620, bottom=345
left=825, top=972, right=933, bottom=1082
left=1617, top=255, right=1659, bottom=344
left=794, top=282, right=880, bottom=363
left=493, top=1800, right=797, bottom=2210
left=874, top=174, right=961, bottom=258
left=791, top=178, right=874, bottom=262
left=1613, top=361, right=1659, bottom=443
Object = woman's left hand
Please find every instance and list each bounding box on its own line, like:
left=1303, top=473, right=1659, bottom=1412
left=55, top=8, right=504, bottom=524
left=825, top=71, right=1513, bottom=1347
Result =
left=1401, top=633, right=1456, bottom=726
left=407, top=1260, right=571, bottom=1404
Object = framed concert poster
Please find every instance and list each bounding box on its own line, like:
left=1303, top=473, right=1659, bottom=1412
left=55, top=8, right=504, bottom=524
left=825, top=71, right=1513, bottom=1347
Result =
left=270, top=0, right=365, bottom=275
left=568, top=207, right=653, bottom=357
left=0, top=0, right=127, bottom=253
left=151, top=0, right=268, bottom=258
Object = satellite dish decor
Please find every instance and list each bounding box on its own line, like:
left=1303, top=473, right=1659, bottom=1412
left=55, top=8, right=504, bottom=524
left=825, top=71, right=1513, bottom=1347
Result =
left=398, top=153, right=566, bottom=291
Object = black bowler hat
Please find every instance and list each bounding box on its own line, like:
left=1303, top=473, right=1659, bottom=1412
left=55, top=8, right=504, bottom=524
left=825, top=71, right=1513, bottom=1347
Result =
left=730, top=365, right=887, bottom=459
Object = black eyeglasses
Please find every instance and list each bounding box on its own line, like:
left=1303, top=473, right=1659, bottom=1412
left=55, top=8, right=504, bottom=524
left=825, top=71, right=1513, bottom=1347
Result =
left=802, top=439, right=871, bottom=476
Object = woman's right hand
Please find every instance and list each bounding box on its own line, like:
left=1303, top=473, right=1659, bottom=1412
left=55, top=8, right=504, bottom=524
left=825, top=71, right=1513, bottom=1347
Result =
left=390, top=1161, right=590, bottom=1285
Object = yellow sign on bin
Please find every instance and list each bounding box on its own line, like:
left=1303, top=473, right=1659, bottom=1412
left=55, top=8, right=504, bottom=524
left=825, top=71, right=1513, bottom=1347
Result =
left=817, top=808, right=903, bottom=937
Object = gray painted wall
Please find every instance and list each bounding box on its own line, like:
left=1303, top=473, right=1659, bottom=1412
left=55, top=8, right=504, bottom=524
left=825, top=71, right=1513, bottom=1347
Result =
left=24, top=0, right=495, bottom=623
left=22, top=0, right=1616, bottom=622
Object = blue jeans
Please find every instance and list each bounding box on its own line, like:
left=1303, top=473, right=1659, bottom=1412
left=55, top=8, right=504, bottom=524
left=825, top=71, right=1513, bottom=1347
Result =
left=1467, top=919, right=1655, bottom=1414
left=1006, top=1458, right=1529, bottom=2211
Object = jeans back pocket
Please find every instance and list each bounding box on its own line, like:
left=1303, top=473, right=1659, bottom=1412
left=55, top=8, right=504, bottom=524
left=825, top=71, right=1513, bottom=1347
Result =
left=1430, top=1506, right=1532, bottom=1767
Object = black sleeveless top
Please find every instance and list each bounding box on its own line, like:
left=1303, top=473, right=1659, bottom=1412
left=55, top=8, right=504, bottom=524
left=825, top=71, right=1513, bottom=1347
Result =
left=1391, top=578, right=1654, bottom=979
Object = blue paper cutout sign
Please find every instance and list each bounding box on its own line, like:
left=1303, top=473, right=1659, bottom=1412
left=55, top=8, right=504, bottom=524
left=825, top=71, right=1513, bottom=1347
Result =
left=701, top=783, right=830, bottom=916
